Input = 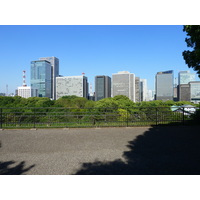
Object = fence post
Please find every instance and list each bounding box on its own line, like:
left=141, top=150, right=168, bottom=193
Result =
left=156, top=108, right=158, bottom=126
left=33, top=108, right=36, bottom=128
left=126, top=108, right=128, bottom=127
left=182, top=107, right=185, bottom=125
left=0, top=108, right=2, bottom=129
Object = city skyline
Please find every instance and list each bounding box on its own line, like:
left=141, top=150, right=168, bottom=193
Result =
left=0, top=25, right=200, bottom=95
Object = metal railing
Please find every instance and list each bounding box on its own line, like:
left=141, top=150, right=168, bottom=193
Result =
left=0, top=106, right=197, bottom=129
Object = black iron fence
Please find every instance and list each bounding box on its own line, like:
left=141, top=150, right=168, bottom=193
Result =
left=0, top=106, right=197, bottom=129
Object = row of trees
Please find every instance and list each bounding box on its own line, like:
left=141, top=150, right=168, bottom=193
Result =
left=1, top=95, right=199, bottom=127
left=0, top=95, right=197, bottom=109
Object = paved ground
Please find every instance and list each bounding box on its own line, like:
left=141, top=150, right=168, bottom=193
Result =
left=1, top=126, right=200, bottom=175
left=0, top=127, right=142, bottom=175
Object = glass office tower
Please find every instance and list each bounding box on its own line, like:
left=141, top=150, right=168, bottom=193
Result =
left=155, top=70, right=174, bottom=101
left=190, top=81, right=200, bottom=104
left=40, top=57, right=59, bottom=100
left=95, top=75, right=111, bottom=101
left=178, top=71, right=195, bottom=85
left=31, top=60, right=52, bottom=98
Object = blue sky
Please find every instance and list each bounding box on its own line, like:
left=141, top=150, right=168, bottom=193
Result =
left=0, top=25, right=199, bottom=94
left=0, top=0, right=199, bottom=194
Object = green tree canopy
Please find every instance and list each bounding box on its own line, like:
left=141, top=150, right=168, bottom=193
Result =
left=182, top=25, right=200, bottom=77
left=95, top=97, right=118, bottom=108
left=54, top=96, right=88, bottom=108
left=113, top=95, right=135, bottom=108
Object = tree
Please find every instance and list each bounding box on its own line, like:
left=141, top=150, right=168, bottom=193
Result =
left=182, top=25, right=200, bottom=77
left=113, top=95, right=135, bottom=108
left=54, top=96, right=88, bottom=108
left=95, top=97, right=119, bottom=109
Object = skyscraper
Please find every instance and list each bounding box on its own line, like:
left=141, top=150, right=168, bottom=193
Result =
left=40, top=57, right=59, bottom=100
left=140, top=79, right=148, bottom=101
left=95, top=75, right=111, bottom=101
left=31, top=60, right=52, bottom=98
left=134, top=77, right=141, bottom=102
left=56, top=75, right=88, bottom=100
left=178, top=71, right=195, bottom=85
left=112, top=71, right=135, bottom=102
left=177, top=84, right=190, bottom=101
left=155, top=70, right=174, bottom=101
left=189, top=81, right=200, bottom=104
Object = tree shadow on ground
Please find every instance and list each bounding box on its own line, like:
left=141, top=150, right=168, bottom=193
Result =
left=0, top=161, right=35, bottom=175
left=0, top=140, right=35, bottom=175
left=74, top=125, right=200, bottom=175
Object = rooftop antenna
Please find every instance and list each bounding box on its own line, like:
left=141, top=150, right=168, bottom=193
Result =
left=22, top=70, right=27, bottom=87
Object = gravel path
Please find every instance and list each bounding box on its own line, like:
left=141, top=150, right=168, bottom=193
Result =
left=0, top=127, right=144, bottom=175
left=1, top=126, right=200, bottom=175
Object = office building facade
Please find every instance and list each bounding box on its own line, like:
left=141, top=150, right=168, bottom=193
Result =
left=95, top=75, right=111, bottom=101
left=112, top=71, right=135, bottom=102
left=40, top=57, right=59, bottom=100
left=177, top=84, right=190, bottom=102
left=135, top=77, right=141, bottom=102
left=189, top=81, right=200, bottom=104
left=31, top=60, right=52, bottom=98
left=155, top=70, right=174, bottom=101
left=178, top=71, right=195, bottom=85
left=148, top=90, right=155, bottom=101
left=17, top=86, right=31, bottom=98
left=140, top=79, right=148, bottom=101
left=177, top=81, right=200, bottom=103
left=56, top=75, right=88, bottom=100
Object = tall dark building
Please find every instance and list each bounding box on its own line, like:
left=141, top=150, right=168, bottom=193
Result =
left=155, top=70, right=174, bottom=101
left=95, top=75, right=111, bottom=101
left=177, top=84, right=190, bottom=102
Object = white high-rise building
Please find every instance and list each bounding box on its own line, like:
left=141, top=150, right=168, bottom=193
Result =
left=56, top=75, right=88, bottom=100
left=112, top=71, right=135, bottom=102
left=140, top=79, right=149, bottom=101
left=18, top=86, right=31, bottom=98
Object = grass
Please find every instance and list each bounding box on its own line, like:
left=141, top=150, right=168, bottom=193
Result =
left=1, top=118, right=190, bottom=129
